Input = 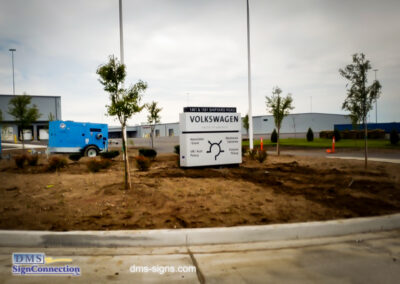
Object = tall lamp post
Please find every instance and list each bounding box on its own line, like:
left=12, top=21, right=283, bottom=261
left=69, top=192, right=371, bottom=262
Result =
left=9, top=48, right=16, bottom=95
left=119, top=0, right=124, bottom=64
left=373, top=69, right=378, bottom=124
left=246, top=0, right=254, bottom=150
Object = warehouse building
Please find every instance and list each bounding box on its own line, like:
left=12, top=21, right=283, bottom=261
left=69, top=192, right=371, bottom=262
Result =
left=0, top=94, right=62, bottom=142
left=108, top=112, right=351, bottom=139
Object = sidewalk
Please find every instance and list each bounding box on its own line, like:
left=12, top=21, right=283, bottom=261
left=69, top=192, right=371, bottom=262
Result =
left=0, top=230, right=399, bottom=283
left=1, top=214, right=400, bottom=283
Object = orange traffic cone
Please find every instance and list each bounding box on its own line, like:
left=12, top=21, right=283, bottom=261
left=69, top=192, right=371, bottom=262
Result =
left=260, top=138, right=263, bottom=151
left=326, top=136, right=335, bottom=154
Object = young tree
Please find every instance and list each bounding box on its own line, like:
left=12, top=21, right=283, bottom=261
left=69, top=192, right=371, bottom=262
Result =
left=48, top=112, right=55, bottom=121
left=97, top=56, right=147, bottom=190
left=339, top=53, right=381, bottom=168
left=266, top=86, right=294, bottom=155
left=243, top=114, right=249, bottom=136
left=146, top=101, right=162, bottom=149
left=8, top=93, right=41, bottom=150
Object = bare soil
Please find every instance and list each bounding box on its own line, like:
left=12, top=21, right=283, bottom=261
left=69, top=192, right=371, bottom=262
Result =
left=0, top=150, right=399, bottom=231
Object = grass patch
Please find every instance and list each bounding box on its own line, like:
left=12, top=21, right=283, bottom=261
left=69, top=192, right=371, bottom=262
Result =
left=242, top=138, right=400, bottom=149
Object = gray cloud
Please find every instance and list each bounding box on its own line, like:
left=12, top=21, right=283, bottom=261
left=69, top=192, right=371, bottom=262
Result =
left=0, top=0, right=399, bottom=125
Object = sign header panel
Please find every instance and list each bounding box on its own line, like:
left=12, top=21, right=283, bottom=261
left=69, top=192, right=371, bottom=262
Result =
left=180, top=112, right=241, bottom=133
left=183, top=107, right=237, bottom=113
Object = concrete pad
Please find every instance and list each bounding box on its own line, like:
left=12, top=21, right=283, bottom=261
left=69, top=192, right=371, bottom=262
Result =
left=194, top=234, right=400, bottom=283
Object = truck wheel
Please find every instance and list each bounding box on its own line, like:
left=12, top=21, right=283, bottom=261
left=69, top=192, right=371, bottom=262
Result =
left=85, top=146, right=98, bottom=157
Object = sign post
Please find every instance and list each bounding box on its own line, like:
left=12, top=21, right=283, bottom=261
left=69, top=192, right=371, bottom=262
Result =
left=179, top=107, right=242, bottom=167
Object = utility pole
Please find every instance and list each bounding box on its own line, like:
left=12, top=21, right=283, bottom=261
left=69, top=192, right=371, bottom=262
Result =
left=246, top=0, right=254, bottom=150
left=119, top=0, right=127, bottom=160
left=119, top=0, right=124, bottom=64
left=373, top=69, right=378, bottom=123
left=9, top=48, right=16, bottom=95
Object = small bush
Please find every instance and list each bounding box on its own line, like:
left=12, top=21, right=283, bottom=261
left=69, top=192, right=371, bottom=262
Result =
left=390, top=129, right=399, bottom=145
left=248, top=149, right=258, bottom=160
left=27, top=154, right=39, bottom=166
left=69, top=153, right=82, bottom=162
left=100, top=150, right=120, bottom=160
left=135, top=155, right=151, bottom=171
left=271, top=129, right=278, bottom=143
left=14, top=154, right=28, bottom=168
left=174, top=145, right=180, bottom=155
left=306, top=128, right=314, bottom=142
left=47, top=156, right=68, bottom=172
left=333, top=129, right=341, bottom=142
left=256, top=149, right=267, bottom=163
left=242, top=145, right=249, bottom=157
left=138, top=148, right=157, bottom=160
left=87, top=159, right=112, bottom=172
left=319, top=130, right=334, bottom=139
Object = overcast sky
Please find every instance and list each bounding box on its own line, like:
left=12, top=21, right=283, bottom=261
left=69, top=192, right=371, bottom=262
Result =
left=1, top=0, right=399, bottom=126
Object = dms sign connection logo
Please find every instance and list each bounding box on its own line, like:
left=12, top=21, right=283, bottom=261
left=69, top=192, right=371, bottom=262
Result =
left=12, top=253, right=81, bottom=276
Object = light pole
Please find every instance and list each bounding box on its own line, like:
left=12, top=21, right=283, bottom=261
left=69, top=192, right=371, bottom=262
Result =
left=246, top=0, right=254, bottom=150
left=119, top=0, right=124, bottom=64
left=373, top=69, right=378, bottom=123
left=9, top=48, right=16, bottom=95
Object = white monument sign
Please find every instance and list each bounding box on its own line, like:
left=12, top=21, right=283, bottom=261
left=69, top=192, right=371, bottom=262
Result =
left=179, top=107, right=242, bottom=167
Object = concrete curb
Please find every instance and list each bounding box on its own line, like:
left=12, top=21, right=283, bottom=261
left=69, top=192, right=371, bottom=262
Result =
left=327, top=156, right=400, bottom=164
left=1, top=214, right=399, bottom=248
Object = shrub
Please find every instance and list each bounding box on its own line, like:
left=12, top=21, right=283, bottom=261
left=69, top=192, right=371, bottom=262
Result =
left=390, top=129, right=399, bottom=145
left=248, top=148, right=258, bottom=160
left=47, top=156, right=68, bottom=172
left=14, top=154, right=28, bottom=168
left=174, top=145, right=180, bottom=155
left=319, top=130, right=334, bottom=139
left=87, top=159, right=112, bottom=172
left=333, top=129, right=341, bottom=142
left=27, top=154, right=39, bottom=166
left=271, top=129, right=278, bottom=143
left=256, top=149, right=267, bottom=163
left=138, top=148, right=157, bottom=160
left=69, top=153, right=82, bottom=162
left=135, top=155, right=151, bottom=171
left=368, top=129, right=385, bottom=139
left=306, top=128, right=314, bottom=142
left=100, top=150, right=120, bottom=160
left=242, top=145, right=249, bottom=157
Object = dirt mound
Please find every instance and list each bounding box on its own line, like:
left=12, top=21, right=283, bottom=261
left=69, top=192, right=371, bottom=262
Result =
left=0, top=153, right=399, bottom=230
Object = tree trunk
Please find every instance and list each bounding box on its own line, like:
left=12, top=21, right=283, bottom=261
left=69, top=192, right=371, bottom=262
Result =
left=364, top=118, right=368, bottom=169
left=21, top=128, right=25, bottom=152
left=277, top=127, right=280, bottom=156
left=151, top=126, right=154, bottom=149
left=122, top=125, right=132, bottom=190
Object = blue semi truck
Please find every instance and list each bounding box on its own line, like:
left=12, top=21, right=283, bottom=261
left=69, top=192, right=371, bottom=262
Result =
left=48, top=121, right=108, bottom=157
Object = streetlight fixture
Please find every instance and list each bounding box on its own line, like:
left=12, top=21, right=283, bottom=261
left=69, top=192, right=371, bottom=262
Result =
left=373, top=69, right=378, bottom=123
left=9, top=48, right=16, bottom=95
